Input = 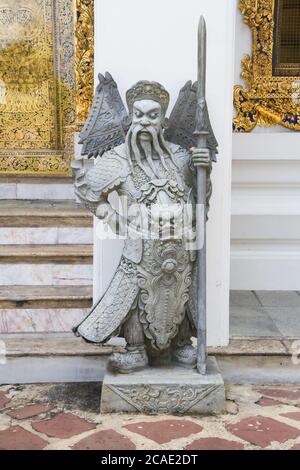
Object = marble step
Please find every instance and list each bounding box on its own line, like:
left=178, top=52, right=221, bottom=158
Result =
left=0, top=200, right=92, bottom=227
left=0, top=287, right=93, bottom=334
left=0, top=226, right=93, bottom=245
left=0, top=285, right=92, bottom=309
left=0, top=180, right=75, bottom=200
left=1, top=334, right=299, bottom=384
left=0, top=245, right=93, bottom=264
left=0, top=307, right=90, bottom=334
left=1, top=332, right=120, bottom=357
left=0, top=261, right=93, bottom=286
left=2, top=333, right=294, bottom=358
left=0, top=263, right=92, bottom=286
left=1, top=330, right=295, bottom=357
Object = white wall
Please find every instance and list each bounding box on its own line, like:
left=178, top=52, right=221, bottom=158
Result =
left=93, top=0, right=236, bottom=346
left=231, top=134, right=300, bottom=290
left=231, top=7, right=300, bottom=290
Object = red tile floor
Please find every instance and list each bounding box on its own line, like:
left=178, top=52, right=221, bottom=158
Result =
left=1, top=383, right=300, bottom=450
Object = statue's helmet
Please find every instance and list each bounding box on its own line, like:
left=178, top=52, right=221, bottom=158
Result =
left=126, top=81, right=170, bottom=116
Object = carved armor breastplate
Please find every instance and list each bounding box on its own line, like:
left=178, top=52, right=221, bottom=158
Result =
left=134, top=178, right=193, bottom=350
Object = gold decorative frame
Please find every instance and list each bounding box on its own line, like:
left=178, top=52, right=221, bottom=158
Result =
left=75, top=0, right=94, bottom=129
left=233, top=0, right=300, bottom=132
left=0, top=0, right=94, bottom=175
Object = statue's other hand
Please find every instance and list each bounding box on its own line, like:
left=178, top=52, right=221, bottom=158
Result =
left=96, top=202, right=115, bottom=222
left=190, top=147, right=211, bottom=170
left=96, top=202, right=121, bottom=234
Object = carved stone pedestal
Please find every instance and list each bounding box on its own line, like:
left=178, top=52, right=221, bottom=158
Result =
left=100, top=357, right=225, bottom=415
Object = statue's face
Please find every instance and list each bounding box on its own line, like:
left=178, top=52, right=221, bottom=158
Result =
left=132, top=99, right=163, bottom=142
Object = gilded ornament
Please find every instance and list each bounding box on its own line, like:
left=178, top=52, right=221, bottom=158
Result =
left=233, top=0, right=300, bottom=132
left=0, top=0, right=94, bottom=174
left=75, top=0, right=94, bottom=128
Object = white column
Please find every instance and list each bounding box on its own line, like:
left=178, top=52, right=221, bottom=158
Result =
left=94, top=0, right=236, bottom=346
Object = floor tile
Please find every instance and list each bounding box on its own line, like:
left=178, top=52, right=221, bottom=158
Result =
left=230, top=306, right=281, bottom=337
left=264, top=308, right=300, bottom=337
left=230, top=291, right=261, bottom=308
left=255, top=291, right=300, bottom=308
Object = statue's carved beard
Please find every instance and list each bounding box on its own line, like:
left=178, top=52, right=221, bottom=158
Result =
left=125, top=123, right=178, bottom=178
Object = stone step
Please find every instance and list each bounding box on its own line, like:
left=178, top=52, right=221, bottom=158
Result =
left=0, top=333, right=117, bottom=384
left=0, top=286, right=92, bottom=309
left=1, top=334, right=294, bottom=358
left=0, top=308, right=90, bottom=334
left=0, top=200, right=92, bottom=227
left=0, top=286, right=93, bottom=334
left=0, top=180, right=75, bottom=200
left=209, top=337, right=300, bottom=385
left=0, top=227, right=93, bottom=245
left=0, top=245, right=93, bottom=264
left=1, top=334, right=299, bottom=384
left=1, top=332, right=111, bottom=357
left=208, top=337, right=291, bottom=356
left=0, top=263, right=92, bottom=286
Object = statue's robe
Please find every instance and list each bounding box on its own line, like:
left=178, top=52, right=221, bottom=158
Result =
left=73, top=142, right=199, bottom=351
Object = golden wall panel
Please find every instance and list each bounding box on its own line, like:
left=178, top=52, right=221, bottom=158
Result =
left=0, top=0, right=94, bottom=175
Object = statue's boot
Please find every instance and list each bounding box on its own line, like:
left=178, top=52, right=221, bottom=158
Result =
left=108, top=347, right=148, bottom=374
left=108, top=307, right=149, bottom=373
left=172, top=344, right=197, bottom=368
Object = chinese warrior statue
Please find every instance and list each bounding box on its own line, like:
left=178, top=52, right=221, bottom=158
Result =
left=73, top=69, right=217, bottom=374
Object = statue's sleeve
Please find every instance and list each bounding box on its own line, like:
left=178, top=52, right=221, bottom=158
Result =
left=73, top=149, right=130, bottom=215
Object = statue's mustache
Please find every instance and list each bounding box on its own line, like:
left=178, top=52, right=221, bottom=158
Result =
left=125, top=122, right=178, bottom=174
left=132, top=123, right=157, bottom=135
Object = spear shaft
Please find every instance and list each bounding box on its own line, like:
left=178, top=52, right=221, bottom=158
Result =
left=194, top=16, right=209, bottom=375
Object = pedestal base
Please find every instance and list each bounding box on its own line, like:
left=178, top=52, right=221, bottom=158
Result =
left=100, top=356, right=225, bottom=415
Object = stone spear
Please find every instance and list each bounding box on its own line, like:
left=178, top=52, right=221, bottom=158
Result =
left=193, top=16, right=210, bottom=375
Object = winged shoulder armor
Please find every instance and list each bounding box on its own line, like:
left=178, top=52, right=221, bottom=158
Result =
left=79, top=72, right=130, bottom=158
left=164, top=81, right=218, bottom=161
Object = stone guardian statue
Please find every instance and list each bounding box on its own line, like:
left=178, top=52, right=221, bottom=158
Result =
left=72, top=19, right=218, bottom=376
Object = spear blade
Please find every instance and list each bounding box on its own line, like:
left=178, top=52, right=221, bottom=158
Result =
left=195, top=16, right=209, bottom=138
left=198, top=15, right=206, bottom=100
